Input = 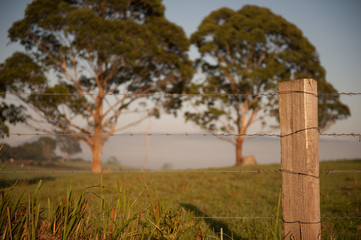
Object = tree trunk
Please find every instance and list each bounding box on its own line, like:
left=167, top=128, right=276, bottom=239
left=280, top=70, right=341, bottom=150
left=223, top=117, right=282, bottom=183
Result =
left=91, top=87, right=104, bottom=174
left=91, top=137, right=103, bottom=174
left=235, top=136, right=244, bottom=166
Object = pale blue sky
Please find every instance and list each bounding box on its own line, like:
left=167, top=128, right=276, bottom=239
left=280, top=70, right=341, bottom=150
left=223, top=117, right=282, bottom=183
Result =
left=1, top=0, right=360, bottom=168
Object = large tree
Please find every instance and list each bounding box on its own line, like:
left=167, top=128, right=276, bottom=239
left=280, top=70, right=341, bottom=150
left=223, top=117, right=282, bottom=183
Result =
left=0, top=0, right=193, bottom=173
left=187, top=5, right=350, bottom=166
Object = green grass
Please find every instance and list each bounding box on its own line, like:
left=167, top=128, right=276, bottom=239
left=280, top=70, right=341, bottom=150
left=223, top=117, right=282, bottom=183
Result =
left=0, top=159, right=360, bottom=239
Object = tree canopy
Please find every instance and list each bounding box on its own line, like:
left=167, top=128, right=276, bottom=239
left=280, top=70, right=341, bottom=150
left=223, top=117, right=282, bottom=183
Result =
left=0, top=0, right=193, bottom=172
left=187, top=5, right=350, bottom=165
left=0, top=102, right=26, bottom=138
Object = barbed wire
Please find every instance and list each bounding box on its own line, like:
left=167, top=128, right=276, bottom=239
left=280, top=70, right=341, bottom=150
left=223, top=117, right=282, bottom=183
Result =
left=6, top=131, right=361, bottom=138
left=194, top=216, right=276, bottom=220
left=321, top=216, right=361, bottom=220
left=280, top=168, right=320, bottom=179
left=1, top=169, right=360, bottom=174
left=7, top=132, right=279, bottom=137
left=193, top=216, right=361, bottom=221
left=1, top=91, right=361, bottom=97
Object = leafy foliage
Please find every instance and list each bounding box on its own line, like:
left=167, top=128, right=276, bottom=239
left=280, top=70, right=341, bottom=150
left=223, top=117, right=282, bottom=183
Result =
left=0, top=103, right=27, bottom=138
left=0, top=55, right=36, bottom=137
left=186, top=5, right=350, bottom=164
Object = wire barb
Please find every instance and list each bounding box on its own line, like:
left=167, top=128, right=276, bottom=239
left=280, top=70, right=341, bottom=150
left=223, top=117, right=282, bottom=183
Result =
left=280, top=169, right=320, bottom=179
left=280, top=127, right=319, bottom=138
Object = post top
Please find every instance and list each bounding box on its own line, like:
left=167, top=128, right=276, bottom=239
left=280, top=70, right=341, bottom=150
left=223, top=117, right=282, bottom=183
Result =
left=278, top=79, right=317, bottom=94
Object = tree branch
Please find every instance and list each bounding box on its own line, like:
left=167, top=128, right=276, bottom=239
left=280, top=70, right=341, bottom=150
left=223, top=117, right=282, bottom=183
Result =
left=61, top=53, right=96, bottom=119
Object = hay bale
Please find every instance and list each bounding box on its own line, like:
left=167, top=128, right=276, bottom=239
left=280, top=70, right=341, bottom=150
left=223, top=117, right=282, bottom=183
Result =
left=102, top=168, right=112, bottom=173
left=242, top=155, right=257, bottom=166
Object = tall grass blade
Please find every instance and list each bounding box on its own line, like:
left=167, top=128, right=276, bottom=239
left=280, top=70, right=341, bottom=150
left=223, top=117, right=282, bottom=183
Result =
left=7, top=207, right=13, bottom=240
left=273, top=188, right=282, bottom=240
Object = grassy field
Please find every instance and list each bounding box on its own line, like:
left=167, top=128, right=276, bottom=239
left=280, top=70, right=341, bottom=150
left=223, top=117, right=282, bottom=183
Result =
left=1, top=159, right=360, bottom=239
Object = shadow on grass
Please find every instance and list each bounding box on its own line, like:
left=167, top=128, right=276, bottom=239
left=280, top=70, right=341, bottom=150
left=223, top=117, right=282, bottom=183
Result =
left=0, top=177, right=55, bottom=189
left=181, top=203, right=246, bottom=240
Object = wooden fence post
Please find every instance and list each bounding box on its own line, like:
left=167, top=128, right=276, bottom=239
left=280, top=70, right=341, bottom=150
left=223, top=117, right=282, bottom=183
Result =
left=278, top=79, right=321, bottom=239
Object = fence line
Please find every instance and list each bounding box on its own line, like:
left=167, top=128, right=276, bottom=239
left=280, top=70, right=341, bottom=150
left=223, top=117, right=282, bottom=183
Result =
left=1, top=169, right=360, bottom=174
left=1, top=91, right=361, bottom=97
left=0, top=91, right=361, bottom=97
left=2, top=85, right=360, bottom=233
left=6, top=132, right=361, bottom=138
left=194, top=216, right=361, bottom=220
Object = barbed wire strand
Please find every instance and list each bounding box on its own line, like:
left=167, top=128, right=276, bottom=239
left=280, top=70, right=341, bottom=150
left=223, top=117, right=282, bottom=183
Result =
left=194, top=216, right=276, bottom=219
left=1, top=169, right=360, bottom=174
left=192, top=216, right=361, bottom=221
left=280, top=169, right=320, bottom=179
left=6, top=132, right=361, bottom=138
left=1, top=91, right=361, bottom=97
